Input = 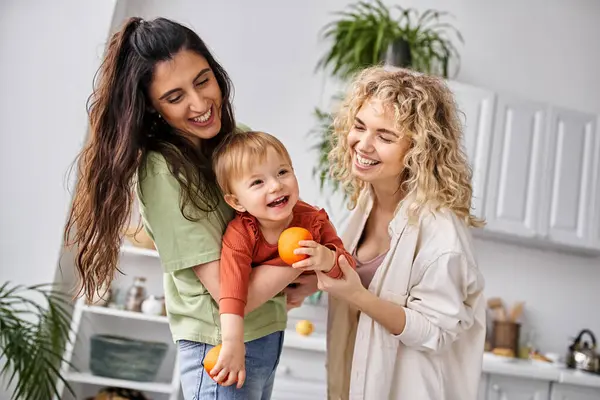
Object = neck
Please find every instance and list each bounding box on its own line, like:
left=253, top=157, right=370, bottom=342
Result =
left=258, top=213, right=294, bottom=236
left=370, top=180, right=405, bottom=213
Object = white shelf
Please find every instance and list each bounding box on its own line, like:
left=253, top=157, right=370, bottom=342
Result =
left=120, top=245, right=159, bottom=258
left=283, top=329, right=327, bottom=353
left=65, top=371, right=175, bottom=394
left=82, top=303, right=169, bottom=324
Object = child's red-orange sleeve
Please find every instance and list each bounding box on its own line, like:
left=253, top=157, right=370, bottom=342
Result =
left=219, top=219, right=255, bottom=316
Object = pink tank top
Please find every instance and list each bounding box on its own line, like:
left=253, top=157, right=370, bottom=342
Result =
left=353, top=247, right=388, bottom=288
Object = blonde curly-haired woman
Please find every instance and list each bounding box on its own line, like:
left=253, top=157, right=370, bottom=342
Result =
left=314, top=66, right=487, bottom=400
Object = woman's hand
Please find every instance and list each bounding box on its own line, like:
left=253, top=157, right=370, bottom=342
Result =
left=316, top=254, right=365, bottom=304
left=283, top=274, right=319, bottom=311
left=291, top=240, right=335, bottom=273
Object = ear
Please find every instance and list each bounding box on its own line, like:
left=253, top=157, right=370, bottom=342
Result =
left=224, top=194, right=246, bottom=213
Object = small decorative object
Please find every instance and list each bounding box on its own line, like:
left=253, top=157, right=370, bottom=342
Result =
left=296, top=320, right=315, bottom=336
left=141, top=295, right=164, bottom=316
left=124, top=277, right=147, bottom=312
left=278, top=227, right=313, bottom=265
left=124, top=225, right=155, bottom=250
left=90, top=335, right=169, bottom=382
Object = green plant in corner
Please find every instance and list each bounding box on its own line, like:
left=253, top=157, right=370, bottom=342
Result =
left=0, top=282, right=74, bottom=400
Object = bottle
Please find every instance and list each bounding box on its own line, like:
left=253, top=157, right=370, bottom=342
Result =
left=125, top=277, right=147, bottom=312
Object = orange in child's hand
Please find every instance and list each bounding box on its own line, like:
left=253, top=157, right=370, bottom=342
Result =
left=203, top=344, right=221, bottom=380
left=278, top=227, right=313, bottom=265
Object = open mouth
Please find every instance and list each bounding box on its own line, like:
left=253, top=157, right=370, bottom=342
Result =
left=189, top=106, right=214, bottom=126
left=356, top=153, right=381, bottom=167
left=267, top=196, right=289, bottom=208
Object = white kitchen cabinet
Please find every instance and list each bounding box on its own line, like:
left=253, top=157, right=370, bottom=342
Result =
left=592, top=118, right=600, bottom=250
left=479, top=373, right=490, bottom=400
left=538, top=107, right=598, bottom=248
left=449, top=81, right=496, bottom=220
left=485, top=94, right=548, bottom=238
left=551, top=383, right=600, bottom=400
left=487, top=375, right=551, bottom=400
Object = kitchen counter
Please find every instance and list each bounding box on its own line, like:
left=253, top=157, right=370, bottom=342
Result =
left=282, top=329, right=600, bottom=389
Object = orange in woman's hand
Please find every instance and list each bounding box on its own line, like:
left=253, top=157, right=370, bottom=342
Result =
left=204, top=344, right=221, bottom=380
left=278, top=227, right=313, bottom=265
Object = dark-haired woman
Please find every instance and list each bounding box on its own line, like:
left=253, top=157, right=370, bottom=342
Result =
left=65, top=17, right=299, bottom=400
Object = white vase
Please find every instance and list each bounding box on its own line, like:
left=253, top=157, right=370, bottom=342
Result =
left=141, top=295, right=164, bottom=316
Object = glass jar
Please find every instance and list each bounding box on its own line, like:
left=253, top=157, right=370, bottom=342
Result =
left=124, top=276, right=147, bottom=312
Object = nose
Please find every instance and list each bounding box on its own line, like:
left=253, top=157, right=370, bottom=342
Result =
left=269, top=178, right=283, bottom=193
left=356, top=131, right=375, bottom=153
left=189, top=91, right=208, bottom=113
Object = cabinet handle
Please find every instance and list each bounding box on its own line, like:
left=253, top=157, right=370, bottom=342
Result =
left=492, top=384, right=499, bottom=392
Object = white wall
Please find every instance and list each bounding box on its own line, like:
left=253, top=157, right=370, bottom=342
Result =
left=120, top=0, right=600, bottom=354
left=0, top=1, right=116, bottom=396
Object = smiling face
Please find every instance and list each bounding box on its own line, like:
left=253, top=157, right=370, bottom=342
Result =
left=224, top=146, right=300, bottom=225
left=148, top=49, right=222, bottom=145
left=347, top=98, right=411, bottom=190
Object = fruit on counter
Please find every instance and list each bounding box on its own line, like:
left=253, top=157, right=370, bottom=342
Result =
left=296, top=319, right=315, bottom=336
left=492, top=347, right=515, bottom=358
left=203, top=343, right=222, bottom=381
left=278, top=227, right=313, bottom=265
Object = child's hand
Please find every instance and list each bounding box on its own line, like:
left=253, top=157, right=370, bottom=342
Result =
left=210, top=340, right=246, bottom=388
left=291, top=240, right=335, bottom=273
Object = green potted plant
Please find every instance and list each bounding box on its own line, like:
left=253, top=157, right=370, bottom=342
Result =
left=0, top=282, right=74, bottom=399
left=310, top=1, right=464, bottom=192
left=317, top=0, right=463, bottom=80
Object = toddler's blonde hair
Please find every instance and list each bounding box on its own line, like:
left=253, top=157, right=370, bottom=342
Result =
left=213, top=131, right=293, bottom=195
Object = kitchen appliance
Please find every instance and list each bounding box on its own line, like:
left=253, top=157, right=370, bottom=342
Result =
left=566, top=329, right=600, bottom=374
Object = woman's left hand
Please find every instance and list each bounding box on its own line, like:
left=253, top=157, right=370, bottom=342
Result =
left=316, top=254, right=365, bottom=304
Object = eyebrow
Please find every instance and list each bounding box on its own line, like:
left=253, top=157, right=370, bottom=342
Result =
left=159, top=68, right=211, bottom=100
left=355, top=117, right=400, bottom=137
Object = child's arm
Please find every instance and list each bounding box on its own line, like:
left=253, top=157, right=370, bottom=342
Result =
left=292, top=211, right=356, bottom=278
left=211, top=222, right=254, bottom=388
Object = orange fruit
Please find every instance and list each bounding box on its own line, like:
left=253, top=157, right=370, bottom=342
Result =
left=203, top=343, right=221, bottom=379
left=278, top=227, right=313, bottom=265
left=296, top=320, right=314, bottom=336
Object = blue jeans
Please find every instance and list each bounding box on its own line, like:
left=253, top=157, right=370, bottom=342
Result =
left=178, top=331, right=284, bottom=400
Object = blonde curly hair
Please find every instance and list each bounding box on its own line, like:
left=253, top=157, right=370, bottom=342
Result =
left=329, top=66, right=484, bottom=228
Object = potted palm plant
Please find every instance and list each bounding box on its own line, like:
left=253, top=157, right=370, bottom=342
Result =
left=311, top=0, right=463, bottom=191
left=0, top=282, right=74, bottom=399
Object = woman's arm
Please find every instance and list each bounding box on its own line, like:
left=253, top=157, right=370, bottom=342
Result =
left=192, top=260, right=302, bottom=314
left=318, top=252, right=484, bottom=353
left=245, top=266, right=302, bottom=313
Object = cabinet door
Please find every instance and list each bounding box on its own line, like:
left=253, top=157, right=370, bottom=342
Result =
left=551, top=383, right=600, bottom=400
left=592, top=117, right=600, bottom=250
left=487, top=375, right=550, bottom=400
left=539, top=108, right=597, bottom=247
left=485, top=95, right=548, bottom=237
left=449, top=81, right=495, bottom=220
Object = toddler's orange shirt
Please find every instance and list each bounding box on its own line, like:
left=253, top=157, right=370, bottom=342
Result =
left=219, top=201, right=355, bottom=316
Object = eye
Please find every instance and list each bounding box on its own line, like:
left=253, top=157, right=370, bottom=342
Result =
left=250, top=179, right=263, bottom=187
left=353, top=124, right=365, bottom=131
left=167, top=95, right=183, bottom=104
left=195, top=78, right=209, bottom=87
left=379, top=135, right=393, bottom=144
left=278, top=169, right=289, bottom=176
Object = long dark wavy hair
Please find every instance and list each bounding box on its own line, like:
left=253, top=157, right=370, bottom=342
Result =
left=64, top=17, right=236, bottom=299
